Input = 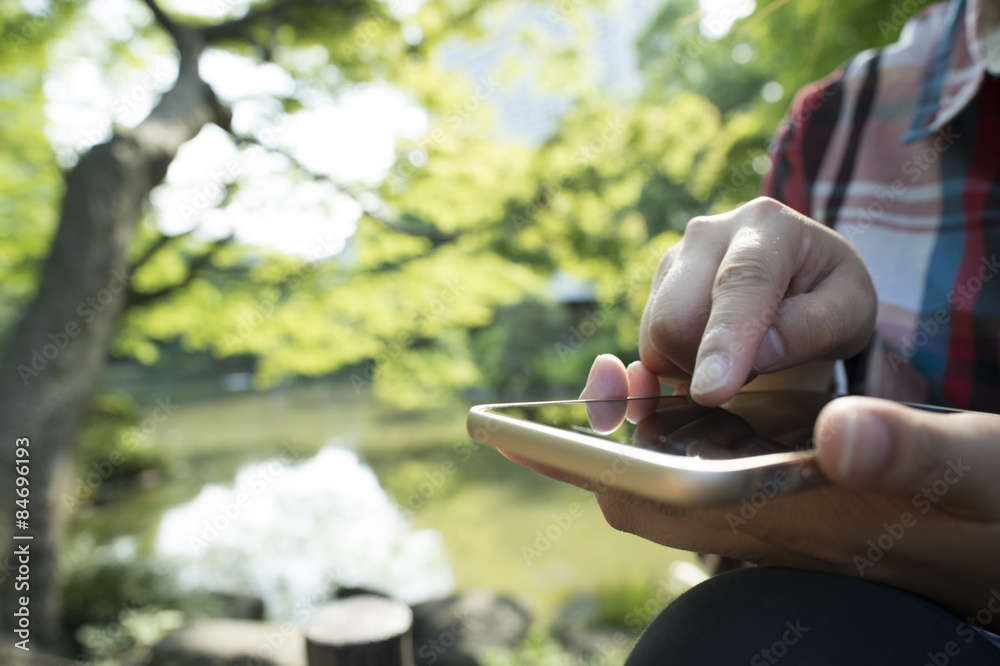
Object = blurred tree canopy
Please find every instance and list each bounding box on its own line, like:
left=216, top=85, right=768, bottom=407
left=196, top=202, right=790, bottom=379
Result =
left=1, top=0, right=935, bottom=408
left=0, top=0, right=932, bottom=651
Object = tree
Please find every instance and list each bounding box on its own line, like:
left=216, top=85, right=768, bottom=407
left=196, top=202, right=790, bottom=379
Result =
left=0, top=0, right=932, bottom=654
left=0, top=0, right=514, bottom=650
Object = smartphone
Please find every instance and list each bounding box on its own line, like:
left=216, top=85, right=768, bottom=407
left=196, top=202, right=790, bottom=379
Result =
left=468, top=392, right=983, bottom=505
left=467, top=391, right=837, bottom=506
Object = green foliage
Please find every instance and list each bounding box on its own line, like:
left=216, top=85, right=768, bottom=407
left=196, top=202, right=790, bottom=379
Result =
left=0, top=2, right=71, bottom=346
left=481, top=625, right=631, bottom=666
left=76, top=607, right=185, bottom=666
left=60, top=536, right=224, bottom=664
left=637, top=0, right=936, bottom=208
left=1, top=0, right=937, bottom=408
left=78, top=392, right=168, bottom=492
left=588, top=576, right=677, bottom=629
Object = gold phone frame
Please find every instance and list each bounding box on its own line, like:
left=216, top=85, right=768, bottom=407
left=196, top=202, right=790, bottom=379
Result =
left=467, top=395, right=828, bottom=505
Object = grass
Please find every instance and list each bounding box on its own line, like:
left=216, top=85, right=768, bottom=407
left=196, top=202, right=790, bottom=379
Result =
left=71, top=378, right=694, bottom=627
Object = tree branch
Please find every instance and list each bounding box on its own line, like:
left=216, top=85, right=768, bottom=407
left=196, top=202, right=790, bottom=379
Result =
left=130, top=229, right=193, bottom=274
left=126, top=234, right=234, bottom=309
left=141, top=0, right=181, bottom=42
left=229, top=132, right=460, bottom=243
left=203, top=0, right=360, bottom=43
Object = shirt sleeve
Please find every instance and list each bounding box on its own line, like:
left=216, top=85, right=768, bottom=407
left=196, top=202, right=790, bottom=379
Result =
left=762, top=69, right=849, bottom=220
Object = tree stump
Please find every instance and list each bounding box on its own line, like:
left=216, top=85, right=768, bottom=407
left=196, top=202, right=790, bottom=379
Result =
left=304, top=595, right=414, bottom=666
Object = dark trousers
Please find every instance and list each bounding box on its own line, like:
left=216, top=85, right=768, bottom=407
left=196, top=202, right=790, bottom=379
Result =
left=627, top=567, right=1000, bottom=665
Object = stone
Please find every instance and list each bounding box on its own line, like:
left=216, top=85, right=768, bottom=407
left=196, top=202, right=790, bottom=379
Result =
left=551, top=593, right=633, bottom=660
left=149, top=619, right=306, bottom=666
left=0, top=649, right=77, bottom=666
left=207, top=590, right=266, bottom=620
left=304, top=595, right=413, bottom=666
left=411, top=591, right=530, bottom=666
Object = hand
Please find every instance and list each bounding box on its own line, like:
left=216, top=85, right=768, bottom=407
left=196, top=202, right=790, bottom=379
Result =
left=537, top=353, right=1000, bottom=630
left=550, top=196, right=1000, bottom=628
left=627, top=197, right=876, bottom=407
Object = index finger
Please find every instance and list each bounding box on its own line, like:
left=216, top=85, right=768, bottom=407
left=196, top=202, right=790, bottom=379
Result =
left=689, top=214, right=800, bottom=405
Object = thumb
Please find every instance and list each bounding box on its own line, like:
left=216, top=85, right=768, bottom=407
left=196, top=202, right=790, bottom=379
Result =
left=814, top=396, right=1000, bottom=519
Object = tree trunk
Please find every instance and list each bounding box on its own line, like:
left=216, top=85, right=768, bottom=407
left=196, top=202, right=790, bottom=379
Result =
left=0, top=29, right=228, bottom=654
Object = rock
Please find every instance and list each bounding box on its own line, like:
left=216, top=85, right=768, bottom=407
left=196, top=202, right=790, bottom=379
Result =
left=207, top=590, right=266, bottom=620
left=149, top=619, right=306, bottom=666
left=551, top=593, right=633, bottom=660
left=411, top=591, right=530, bottom=666
left=553, top=622, right=632, bottom=661
left=0, top=649, right=77, bottom=666
left=305, top=595, right=413, bottom=666
left=335, top=586, right=387, bottom=599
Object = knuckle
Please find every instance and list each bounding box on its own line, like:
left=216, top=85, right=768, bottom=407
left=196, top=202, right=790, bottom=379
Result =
left=714, top=256, right=778, bottom=292
left=653, top=246, right=677, bottom=283
left=808, top=294, right=863, bottom=356
left=684, top=215, right=717, bottom=239
left=746, top=195, right=786, bottom=217
left=808, top=307, right=843, bottom=355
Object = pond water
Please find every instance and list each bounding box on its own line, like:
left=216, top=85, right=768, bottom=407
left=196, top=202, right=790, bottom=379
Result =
left=71, top=376, right=695, bottom=624
left=70, top=378, right=458, bottom=619
left=154, top=443, right=454, bottom=618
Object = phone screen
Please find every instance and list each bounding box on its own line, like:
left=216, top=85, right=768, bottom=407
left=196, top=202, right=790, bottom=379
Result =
left=485, top=391, right=836, bottom=460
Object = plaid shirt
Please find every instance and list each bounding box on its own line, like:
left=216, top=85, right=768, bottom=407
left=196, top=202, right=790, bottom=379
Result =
left=764, top=0, right=1000, bottom=412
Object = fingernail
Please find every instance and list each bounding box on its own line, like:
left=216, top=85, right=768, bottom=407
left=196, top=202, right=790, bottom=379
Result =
left=588, top=357, right=600, bottom=383
left=691, top=353, right=731, bottom=397
left=753, top=327, right=784, bottom=372
left=838, top=411, right=891, bottom=480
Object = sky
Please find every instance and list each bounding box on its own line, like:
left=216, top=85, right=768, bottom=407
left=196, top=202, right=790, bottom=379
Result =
left=42, top=0, right=428, bottom=258
left=40, top=0, right=752, bottom=259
